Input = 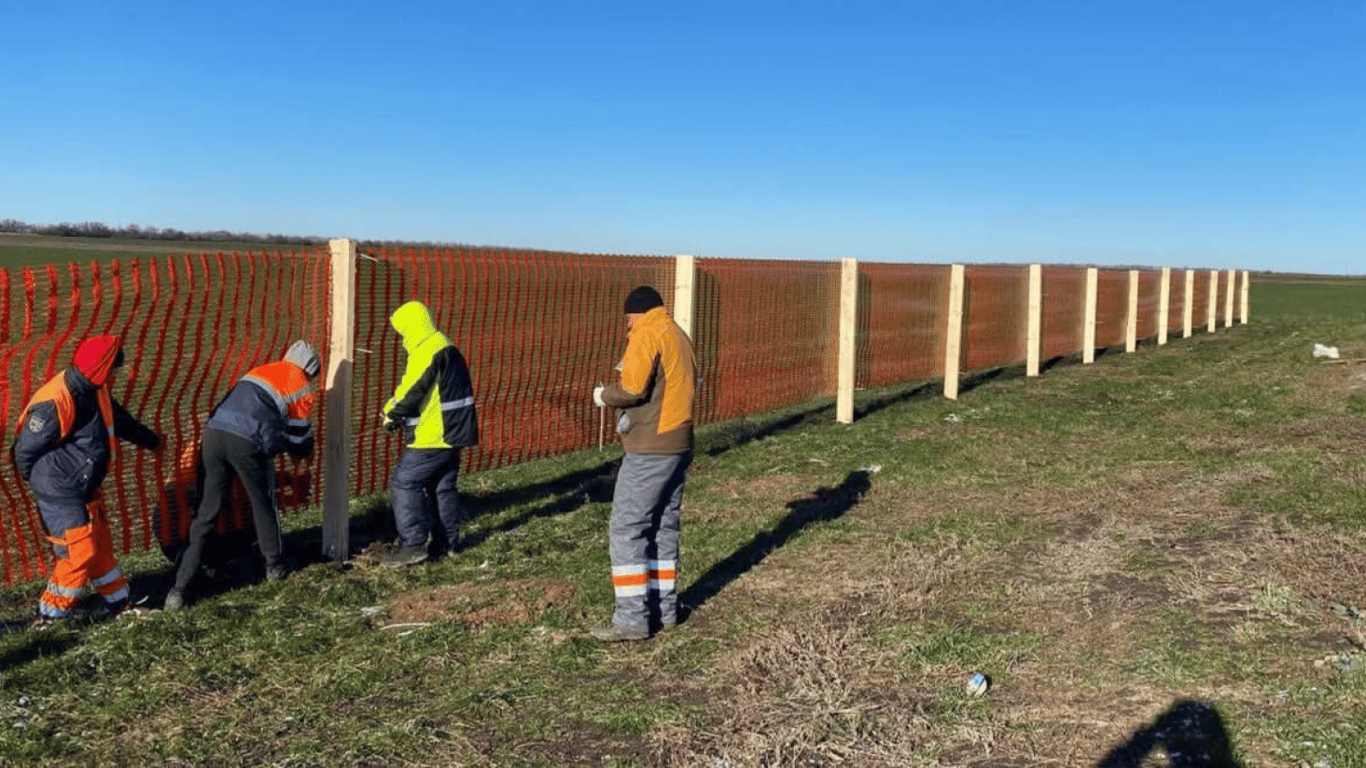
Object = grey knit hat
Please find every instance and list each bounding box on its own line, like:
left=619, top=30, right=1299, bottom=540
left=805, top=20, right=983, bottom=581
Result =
left=284, top=339, right=321, bottom=377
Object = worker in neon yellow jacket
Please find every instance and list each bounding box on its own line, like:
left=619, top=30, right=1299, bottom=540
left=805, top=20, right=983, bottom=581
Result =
left=380, top=301, right=478, bottom=566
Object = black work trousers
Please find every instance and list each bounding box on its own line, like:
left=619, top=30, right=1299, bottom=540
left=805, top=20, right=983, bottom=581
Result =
left=173, top=428, right=281, bottom=591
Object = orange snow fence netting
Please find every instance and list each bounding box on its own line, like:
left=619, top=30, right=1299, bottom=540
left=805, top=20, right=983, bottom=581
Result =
left=0, top=245, right=1232, bottom=585
left=0, top=250, right=331, bottom=583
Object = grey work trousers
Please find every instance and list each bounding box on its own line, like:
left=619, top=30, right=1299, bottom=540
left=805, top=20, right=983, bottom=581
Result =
left=608, top=451, right=691, bottom=632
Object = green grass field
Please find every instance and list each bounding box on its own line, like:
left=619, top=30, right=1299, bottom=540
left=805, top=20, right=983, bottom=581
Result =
left=1, top=268, right=1364, bottom=766
left=0, top=234, right=320, bottom=269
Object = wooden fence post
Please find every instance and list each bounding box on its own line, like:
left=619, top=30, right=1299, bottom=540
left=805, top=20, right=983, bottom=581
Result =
left=1225, top=268, right=1236, bottom=328
left=1207, top=269, right=1219, bottom=332
left=1183, top=269, right=1195, bottom=338
left=323, top=238, right=357, bottom=562
left=1026, top=264, right=1042, bottom=377
left=944, top=264, right=965, bottom=400
left=1240, top=270, right=1250, bottom=324
left=1158, top=267, right=1171, bottom=346
left=837, top=258, right=858, bottom=424
left=1083, top=267, right=1098, bottom=364
left=673, top=255, right=696, bottom=341
left=1126, top=269, right=1139, bottom=353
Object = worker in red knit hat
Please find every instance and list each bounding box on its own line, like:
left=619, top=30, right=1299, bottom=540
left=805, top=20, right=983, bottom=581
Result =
left=11, top=335, right=162, bottom=623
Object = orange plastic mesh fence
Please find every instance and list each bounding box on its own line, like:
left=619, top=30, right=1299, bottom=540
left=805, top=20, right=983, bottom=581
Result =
left=856, top=263, right=949, bottom=389
left=1136, top=270, right=1161, bottom=341
left=1189, top=270, right=1211, bottom=330
left=1093, top=270, right=1129, bottom=349
left=1040, top=267, right=1087, bottom=360
left=0, top=249, right=1234, bottom=586
left=693, top=258, right=841, bottom=423
left=963, top=266, right=1029, bottom=372
left=0, top=250, right=331, bottom=584
left=1167, top=270, right=1188, bottom=335
left=351, top=246, right=673, bottom=492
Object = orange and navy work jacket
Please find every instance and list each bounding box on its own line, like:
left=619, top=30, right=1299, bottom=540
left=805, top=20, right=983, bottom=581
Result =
left=206, top=360, right=317, bottom=456
left=12, top=368, right=154, bottom=504
left=600, top=306, right=697, bottom=455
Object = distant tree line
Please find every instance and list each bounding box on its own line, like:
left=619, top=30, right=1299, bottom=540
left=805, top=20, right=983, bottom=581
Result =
left=0, top=219, right=506, bottom=252
left=0, top=219, right=325, bottom=246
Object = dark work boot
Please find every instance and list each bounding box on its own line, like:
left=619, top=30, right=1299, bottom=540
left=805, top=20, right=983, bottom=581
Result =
left=590, top=624, right=650, bottom=642
left=379, top=545, right=429, bottom=568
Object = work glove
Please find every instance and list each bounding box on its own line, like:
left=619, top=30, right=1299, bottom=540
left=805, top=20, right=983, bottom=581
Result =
left=286, top=435, right=315, bottom=458
left=592, top=385, right=605, bottom=407
left=384, top=414, right=404, bottom=433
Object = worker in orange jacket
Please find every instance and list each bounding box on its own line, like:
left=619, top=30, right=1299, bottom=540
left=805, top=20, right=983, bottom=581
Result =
left=164, top=340, right=319, bottom=610
left=11, top=335, right=162, bottom=621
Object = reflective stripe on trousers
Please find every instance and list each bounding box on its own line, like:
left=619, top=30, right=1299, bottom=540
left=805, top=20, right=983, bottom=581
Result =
left=37, top=498, right=128, bottom=618
left=607, top=451, right=690, bottom=632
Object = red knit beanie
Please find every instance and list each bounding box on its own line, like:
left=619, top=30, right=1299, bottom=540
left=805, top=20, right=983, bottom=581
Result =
left=72, top=335, right=123, bottom=386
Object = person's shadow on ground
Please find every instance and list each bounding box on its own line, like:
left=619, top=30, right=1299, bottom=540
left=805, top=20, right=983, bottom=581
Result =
left=1096, top=699, right=1241, bottom=768
left=677, top=469, right=872, bottom=624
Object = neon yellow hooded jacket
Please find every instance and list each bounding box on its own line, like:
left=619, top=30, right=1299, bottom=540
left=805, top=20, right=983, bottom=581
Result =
left=383, top=301, right=478, bottom=449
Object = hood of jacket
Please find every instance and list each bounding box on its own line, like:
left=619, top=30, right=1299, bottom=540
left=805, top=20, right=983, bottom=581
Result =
left=72, top=335, right=122, bottom=386
left=390, top=301, right=438, bottom=352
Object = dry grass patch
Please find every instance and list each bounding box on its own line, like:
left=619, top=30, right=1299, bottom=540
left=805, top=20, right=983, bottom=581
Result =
left=647, top=448, right=1363, bottom=765
left=388, top=578, right=577, bottom=630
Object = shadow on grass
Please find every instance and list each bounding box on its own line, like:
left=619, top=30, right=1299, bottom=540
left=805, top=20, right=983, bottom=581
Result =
left=854, top=381, right=939, bottom=420
left=0, top=629, right=80, bottom=668
left=697, top=404, right=835, bottom=458
left=1096, top=699, right=1241, bottom=768
left=678, top=469, right=872, bottom=623
left=949, top=350, right=1113, bottom=399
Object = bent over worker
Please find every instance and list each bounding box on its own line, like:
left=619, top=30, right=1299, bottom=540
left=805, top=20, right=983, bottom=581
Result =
left=164, top=340, right=320, bottom=610
left=12, top=335, right=161, bottom=621
left=380, top=300, right=478, bottom=567
left=591, top=285, right=696, bottom=642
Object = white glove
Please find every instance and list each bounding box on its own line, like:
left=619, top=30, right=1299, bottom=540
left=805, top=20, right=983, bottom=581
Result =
left=592, top=385, right=605, bottom=407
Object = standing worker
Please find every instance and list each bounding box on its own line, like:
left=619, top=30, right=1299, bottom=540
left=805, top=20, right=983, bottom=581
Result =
left=12, top=335, right=162, bottom=622
left=591, top=286, right=696, bottom=642
left=164, top=340, right=320, bottom=610
left=380, top=300, right=478, bottom=567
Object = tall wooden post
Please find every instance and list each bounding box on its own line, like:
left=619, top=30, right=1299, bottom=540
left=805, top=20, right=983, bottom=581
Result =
left=1240, top=270, right=1250, bottom=324
left=837, top=258, right=858, bottom=424
left=1157, top=267, right=1171, bottom=346
left=1026, top=264, right=1042, bottom=377
left=944, top=264, right=965, bottom=400
left=673, top=255, right=696, bottom=341
left=1083, top=267, right=1098, bottom=364
left=1125, top=269, right=1139, bottom=353
left=323, top=238, right=357, bottom=562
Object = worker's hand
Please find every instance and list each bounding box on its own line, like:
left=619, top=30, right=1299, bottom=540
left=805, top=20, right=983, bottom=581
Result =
left=592, top=385, right=605, bottom=407
left=385, top=416, right=404, bottom=433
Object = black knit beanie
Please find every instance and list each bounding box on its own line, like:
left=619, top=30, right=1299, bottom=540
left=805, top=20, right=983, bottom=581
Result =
left=623, top=286, right=664, bottom=314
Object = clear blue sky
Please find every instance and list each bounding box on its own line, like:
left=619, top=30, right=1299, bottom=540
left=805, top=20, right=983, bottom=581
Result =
left=3, top=1, right=1362, bottom=274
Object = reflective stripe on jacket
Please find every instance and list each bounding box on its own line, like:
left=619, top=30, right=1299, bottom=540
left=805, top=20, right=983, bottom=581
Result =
left=384, top=301, right=478, bottom=449
left=206, top=360, right=317, bottom=455
left=13, top=368, right=116, bottom=503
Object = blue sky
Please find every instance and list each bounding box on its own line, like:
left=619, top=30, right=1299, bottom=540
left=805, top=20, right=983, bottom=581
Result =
left=3, top=1, right=1362, bottom=274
